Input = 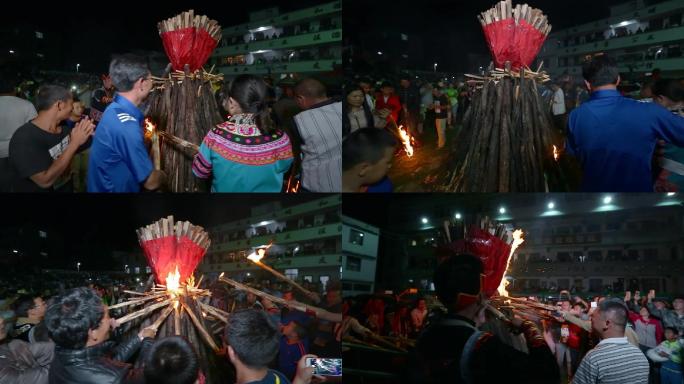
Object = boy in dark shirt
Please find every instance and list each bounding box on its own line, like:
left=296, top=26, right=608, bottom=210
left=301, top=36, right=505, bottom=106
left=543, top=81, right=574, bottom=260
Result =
left=342, top=128, right=397, bottom=193
left=9, top=85, right=94, bottom=192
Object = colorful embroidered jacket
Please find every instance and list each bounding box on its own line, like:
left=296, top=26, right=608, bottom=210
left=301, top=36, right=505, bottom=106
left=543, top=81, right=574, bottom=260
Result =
left=192, top=114, right=294, bottom=192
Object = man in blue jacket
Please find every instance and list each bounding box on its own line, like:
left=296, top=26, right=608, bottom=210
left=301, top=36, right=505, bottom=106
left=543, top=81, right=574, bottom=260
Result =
left=566, top=54, right=684, bottom=191
left=87, top=54, right=165, bottom=192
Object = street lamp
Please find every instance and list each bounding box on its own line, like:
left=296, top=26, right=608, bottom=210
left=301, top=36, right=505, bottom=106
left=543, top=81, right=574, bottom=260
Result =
left=76, top=63, right=80, bottom=73
left=77, top=262, right=81, bottom=272
left=434, top=62, right=438, bottom=72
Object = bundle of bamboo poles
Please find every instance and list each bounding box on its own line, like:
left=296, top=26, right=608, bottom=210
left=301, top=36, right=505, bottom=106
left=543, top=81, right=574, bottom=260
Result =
left=136, top=216, right=209, bottom=248
left=158, top=10, right=222, bottom=41
left=219, top=274, right=342, bottom=322
left=443, top=63, right=554, bottom=192
left=477, top=1, right=551, bottom=37
left=145, top=65, right=223, bottom=192
left=489, top=295, right=560, bottom=323
left=111, top=277, right=226, bottom=382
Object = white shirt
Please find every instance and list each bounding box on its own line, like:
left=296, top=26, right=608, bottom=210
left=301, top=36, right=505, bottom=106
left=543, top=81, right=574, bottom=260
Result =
left=573, top=336, right=649, bottom=384
left=552, top=88, right=566, bottom=116
left=294, top=100, right=342, bottom=192
left=0, top=96, right=37, bottom=158
left=365, top=94, right=375, bottom=111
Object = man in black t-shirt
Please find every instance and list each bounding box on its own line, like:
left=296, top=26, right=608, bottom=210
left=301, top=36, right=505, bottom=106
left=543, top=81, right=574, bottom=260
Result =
left=9, top=85, right=94, bottom=192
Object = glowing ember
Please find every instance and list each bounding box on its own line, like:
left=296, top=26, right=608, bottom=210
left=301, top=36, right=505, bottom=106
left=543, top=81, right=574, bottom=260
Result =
left=398, top=125, right=414, bottom=157
left=553, top=145, right=559, bottom=161
left=166, top=265, right=181, bottom=294
left=497, top=229, right=525, bottom=297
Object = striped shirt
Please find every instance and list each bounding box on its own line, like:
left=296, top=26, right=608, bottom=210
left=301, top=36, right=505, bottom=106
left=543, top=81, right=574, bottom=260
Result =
left=294, top=100, right=342, bottom=192
left=572, top=337, right=649, bottom=384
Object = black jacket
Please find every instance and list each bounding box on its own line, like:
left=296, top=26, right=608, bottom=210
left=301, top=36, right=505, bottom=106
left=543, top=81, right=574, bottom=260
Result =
left=411, top=314, right=559, bottom=384
left=48, top=336, right=146, bottom=384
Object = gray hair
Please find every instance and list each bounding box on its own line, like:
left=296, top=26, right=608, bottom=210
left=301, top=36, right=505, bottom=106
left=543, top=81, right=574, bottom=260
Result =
left=109, top=54, right=150, bottom=92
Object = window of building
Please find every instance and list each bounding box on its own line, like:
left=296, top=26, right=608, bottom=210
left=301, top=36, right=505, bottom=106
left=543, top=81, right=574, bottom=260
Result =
left=346, top=256, right=361, bottom=272
left=353, top=283, right=372, bottom=292
left=605, top=221, right=621, bottom=231
left=304, top=275, right=313, bottom=283
left=627, top=249, right=639, bottom=261
left=589, top=279, right=603, bottom=293
left=557, top=252, right=571, bottom=262
left=586, top=223, right=600, bottom=232
left=644, top=249, right=658, bottom=259
left=285, top=268, right=298, bottom=280
left=349, top=229, right=364, bottom=245
left=588, top=250, right=602, bottom=262
left=607, top=250, right=622, bottom=261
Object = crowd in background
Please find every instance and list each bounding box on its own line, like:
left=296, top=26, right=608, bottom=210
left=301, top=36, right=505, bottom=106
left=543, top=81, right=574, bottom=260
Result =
left=0, top=270, right=342, bottom=383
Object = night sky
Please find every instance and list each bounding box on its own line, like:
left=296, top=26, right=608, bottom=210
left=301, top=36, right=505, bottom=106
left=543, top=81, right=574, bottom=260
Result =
left=3, top=0, right=330, bottom=73
left=345, top=0, right=627, bottom=73
left=2, top=194, right=327, bottom=270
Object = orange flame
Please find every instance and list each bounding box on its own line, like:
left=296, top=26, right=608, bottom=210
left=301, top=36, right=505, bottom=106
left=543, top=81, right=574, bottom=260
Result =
left=398, top=125, right=414, bottom=157
left=247, top=244, right=271, bottom=263
left=497, top=229, right=525, bottom=297
left=553, top=145, right=559, bottom=161
left=166, top=265, right=181, bottom=294
left=145, top=118, right=155, bottom=133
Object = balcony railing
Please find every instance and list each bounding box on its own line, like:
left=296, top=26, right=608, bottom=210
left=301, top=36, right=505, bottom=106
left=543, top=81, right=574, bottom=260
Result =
left=217, top=58, right=339, bottom=75
left=548, top=0, right=683, bottom=39
left=510, top=259, right=684, bottom=277
left=199, top=252, right=341, bottom=273
left=211, top=222, right=342, bottom=253
left=215, top=28, right=342, bottom=56
left=542, top=25, right=684, bottom=58
left=221, top=1, right=342, bottom=38
left=209, top=195, right=340, bottom=233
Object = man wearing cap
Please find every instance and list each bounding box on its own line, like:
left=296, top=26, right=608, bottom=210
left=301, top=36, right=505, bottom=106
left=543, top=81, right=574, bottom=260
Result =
left=87, top=54, right=165, bottom=192
left=89, top=74, right=115, bottom=125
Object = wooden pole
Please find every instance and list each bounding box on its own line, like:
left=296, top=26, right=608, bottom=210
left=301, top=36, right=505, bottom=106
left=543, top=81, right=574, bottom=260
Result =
left=182, top=299, right=220, bottom=351
left=251, top=260, right=316, bottom=298
left=150, top=304, right=174, bottom=330
left=116, top=299, right=171, bottom=325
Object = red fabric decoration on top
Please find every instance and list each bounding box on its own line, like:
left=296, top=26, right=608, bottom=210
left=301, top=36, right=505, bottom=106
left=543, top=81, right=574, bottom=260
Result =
left=140, top=235, right=207, bottom=284
left=160, top=27, right=219, bottom=72
left=481, top=16, right=547, bottom=70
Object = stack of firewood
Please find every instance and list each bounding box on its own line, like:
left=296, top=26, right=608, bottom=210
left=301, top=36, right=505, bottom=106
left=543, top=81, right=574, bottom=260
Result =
left=158, top=10, right=222, bottom=41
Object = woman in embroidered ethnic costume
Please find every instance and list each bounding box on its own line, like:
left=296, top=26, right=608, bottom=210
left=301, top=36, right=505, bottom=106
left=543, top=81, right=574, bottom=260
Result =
left=192, top=75, right=294, bottom=192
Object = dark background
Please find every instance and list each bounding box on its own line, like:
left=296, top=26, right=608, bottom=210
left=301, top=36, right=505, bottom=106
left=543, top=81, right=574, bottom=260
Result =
left=344, top=0, right=628, bottom=73
left=1, top=0, right=328, bottom=74
left=0, top=194, right=323, bottom=270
